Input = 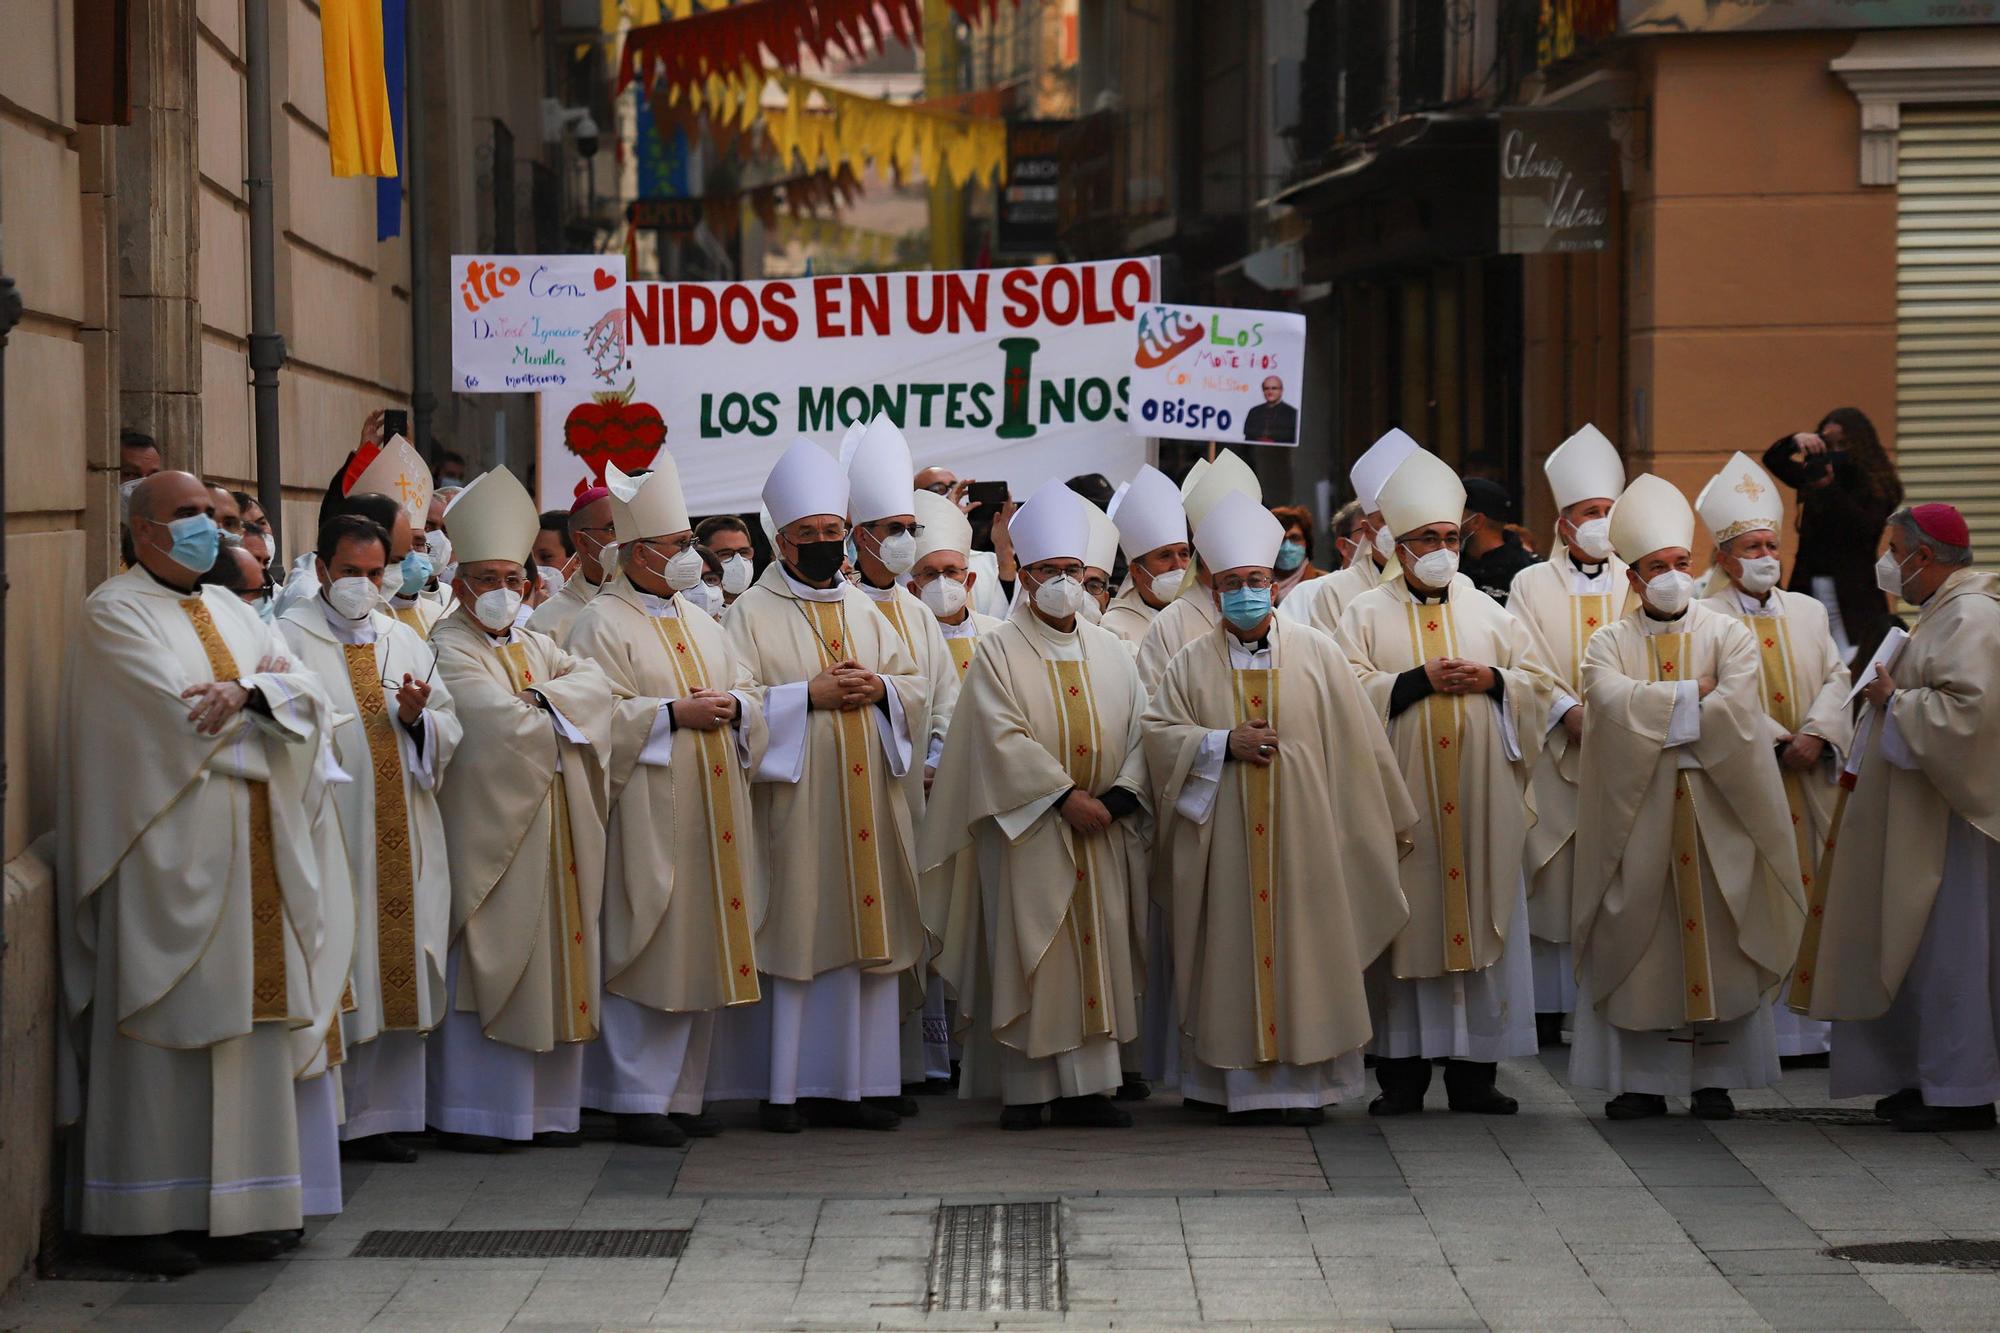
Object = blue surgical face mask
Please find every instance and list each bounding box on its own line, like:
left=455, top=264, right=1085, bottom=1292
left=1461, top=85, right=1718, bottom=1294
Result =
left=152, top=513, right=221, bottom=573
left=1274, top=540, right=1307, bottom=572
left=1220, top=585, right=1273, bottom=631
left=398, top=550, right=435, bottom=597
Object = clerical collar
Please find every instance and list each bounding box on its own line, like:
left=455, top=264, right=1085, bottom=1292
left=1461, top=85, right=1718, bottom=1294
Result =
left=140, top=563, right=202, bottom=596
left=859, top=580, right=896, bottom=602
left=633, top=587, right=678, bottom=619
left=1641, top=605, right=1688, bottom=626
left=937, top=613, right=977, bottom=637
left=778, top=564, right=848, bottom=603
left=1406, top=581, right=1450, bottom=604
left=1570, top=552, right=1608, bottom=578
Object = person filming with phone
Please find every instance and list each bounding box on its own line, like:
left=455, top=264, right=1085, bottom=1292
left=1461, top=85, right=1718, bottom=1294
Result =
left=1761, top=407, right=1902, bottom=664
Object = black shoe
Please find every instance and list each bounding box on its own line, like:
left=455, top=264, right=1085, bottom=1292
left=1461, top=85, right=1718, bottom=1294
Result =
left=1050, top=1095, right=1134, bottom=1128
left=908, top=1078, right=953, bottom=1097
left=1282, top=1106, right=1327, bottom=1127
left=340, top=1133, right=417, bottom=1164
left=760, top=1101, right=805, bottom=1134
left=1605, top=1092, right=1668, bottom=1121
left=801, top=1098, right=900, bottom=1131
left=1443, top=1061, right=1517, bottom=1115
left=1894, top=1101, right=1998, bottom=1133
left=103, top=1234, right=199, bottom=1277
left=1367, top=1092, right=1425, bottom=1117
left=615, top=1113, right=688, bottom=1148
left=1779, top=1051, right=1830, bottom=1069
left=1115, top=1075, right=1152, bottom=1101
left=432, top=1130, right=512, bottom=1154
left=1535, top=1012, right=1568, bottom=1048
left=1875, top=1088, right=1922, bottom=1122
left=870, top=1095, right=919, bottom=1117
left=1690, top=1088, right=1736, bottom=1121
left=670, top=1110, right=724, bottom=1138
left=1181, top=1097, right=1225, bottom=1115
left=274, top=1228, right=305, bottom=1252
left=999, top=1103, right=1045, bottom=1131
left=1226, top=1108, right=1286, bottom=1126
left=533, top=1129, right=583, bottom=1148
left=192, top=1233, right=284, bottom=1264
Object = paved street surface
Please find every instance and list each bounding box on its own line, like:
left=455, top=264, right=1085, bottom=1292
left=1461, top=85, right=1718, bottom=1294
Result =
left=6, top=1050, right=2000, bottom=1332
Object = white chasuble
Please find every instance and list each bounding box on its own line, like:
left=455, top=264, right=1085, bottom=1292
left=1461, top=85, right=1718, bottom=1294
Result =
left=1142, top=618, right=1415, bottom=1074
left=1573, top=603, right=1805, bottom=1036
left=1134, top=593, right=1222, bottom=696
left=1798, top=569, right=2000, bottom=1022
left=1341, top=577, right=1555, bottom=981
left=527, top=573, right=602, bottom=642
left=922, top=606, right=1150, bottom=1097
left=429, top=610, right=619, bottom=1052
left=562, top=577, right=767, bottom=1014
left=388, top=594, right=445, bottom=639
left=1505, top=550, right=1631, bottom=951
left=58, top=570, right=340, bottom=1236
left=1099, top=579, right=1159, bottom=647
left=1304, top=558, right=1396, bottom=644
left=722, top=563, right=927, bottom=981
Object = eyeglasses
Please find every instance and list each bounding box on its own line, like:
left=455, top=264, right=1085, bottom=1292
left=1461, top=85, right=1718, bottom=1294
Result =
left=920, top=483, right=953, bottom=496
left=865, top=521, right=925, bottom=540
left=380, top=653, right=439, bottom=690
left=1024, top=562, right=1086, bottom=581
left=461, top=570, right=530, bottom=593
left=1216, top=575, right=1274, bottom=593
left=1400, top=532, right=1462, bottom=554
left=1082, top=577, right=1110, bottom=597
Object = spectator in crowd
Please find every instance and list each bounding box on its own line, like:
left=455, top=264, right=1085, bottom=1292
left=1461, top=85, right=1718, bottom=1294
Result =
left=1330, top=500, right=1367, bottom=570
left=120, top=429, right=162, bottom=483
left=1268, top=504, right=1326, bottom=605
left=1459, top=478, right=1541, bottom=606
left=695, top=514, right=758, bottom=605
left=433, top=448, right=467, bottom=487
left=1762, top=407, right=1903, bottom=664
left=230, top=492, right=275, bottom=572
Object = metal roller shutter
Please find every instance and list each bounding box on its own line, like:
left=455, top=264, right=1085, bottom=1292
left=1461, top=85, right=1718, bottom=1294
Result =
left=1897, top=106, right=2000, bottom=567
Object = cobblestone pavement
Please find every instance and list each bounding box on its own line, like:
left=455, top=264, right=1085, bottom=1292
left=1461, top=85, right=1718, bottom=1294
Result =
left=6, top=1050, right=2000, bottom=1331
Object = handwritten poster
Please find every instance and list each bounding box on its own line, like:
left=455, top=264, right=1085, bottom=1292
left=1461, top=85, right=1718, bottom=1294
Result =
left=451, top=254, right=627, bottom=394
left=1127, top=303, right=1307, bottom=446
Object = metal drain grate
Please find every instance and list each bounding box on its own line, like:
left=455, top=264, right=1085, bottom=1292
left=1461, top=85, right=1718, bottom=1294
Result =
left=1827, top=1240, right=2000, bottom=1269
left=351, top=1229, right=688, bottom=1259
left=926, top=1202, right=1063, bottom=1312
left=1733, top=1107, right=1882, bottom=1126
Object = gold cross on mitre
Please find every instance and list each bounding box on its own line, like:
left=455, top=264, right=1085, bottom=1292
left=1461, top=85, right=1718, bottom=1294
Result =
left=394, top=474, right=423, bottom=504
left=1733, top=473, right=1766, bottom=503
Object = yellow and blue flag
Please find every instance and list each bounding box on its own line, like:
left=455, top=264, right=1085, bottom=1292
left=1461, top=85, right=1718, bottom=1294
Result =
left=321, top=0, right=398, bottom=179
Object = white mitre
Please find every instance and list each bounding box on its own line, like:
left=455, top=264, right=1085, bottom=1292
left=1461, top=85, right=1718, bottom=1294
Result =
left=1545, top=423, right=1626, bottom=511
left=911, top=489, right=972, bottom=562
left=836, top=419, right=868, bottom=470
left=1376, top=448, right=1468, bottom=539
left=605, top=457, right=690, bottom=544
left=1194, top=488, right=1286, bottom=573
left=1112, top=464, right=1187, bottom=560
left=763, top=437, right=849, bottom=531
left=846, top=415, right=916, bottom=525
left=1009, top=478, right=1090, bottom=568
left=1178, top=456, right=1211, bottom=500
left=350, top=434, right=432, bottom=526
left=1350, top=427, right=1420, bottom=514
left=1695, top=451, right=1783, bottom=545
left=1183, top=448, right=1261, bottom=530
left=1608, top=474, right=1697, bottom=564
left=443, top=467, right=539, bottom=565
left=1082, top=497, right=1119, bottom=575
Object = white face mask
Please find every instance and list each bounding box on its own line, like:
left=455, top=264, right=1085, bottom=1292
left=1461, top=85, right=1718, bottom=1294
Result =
left=1032, top=574, right=1087, bottom=620
left=720, top=554, right=755, bottom=596
left=1145, top=566, right=1185, bottom=603
left=869, top=530, right=918, bottom=577
left=920, top=575, right=968, bottom=618
left=1079, top=595, right=1103, bottom=624
left=1644, top=569, right=1695, bottom=616
left=426, top=531, right=453, bottom=568
left=1372, top=524, right=1395, bottom=561
left=683, top=580, right=724, bottom=616
left=326, top=575, right=382, bottom=621
left=1404, top=546, right=1460, bottom=589
left=664, top=545, right=706, bottom=591
left=1570, top=517, right=1615, bottom=562
left=1736, top=554, right=1782, bottom=595
left=537, top=565, right=566, bottom=599
left=472, top=587, right=523, bottom=631
left=1874, top=549, right=1912, bottom=598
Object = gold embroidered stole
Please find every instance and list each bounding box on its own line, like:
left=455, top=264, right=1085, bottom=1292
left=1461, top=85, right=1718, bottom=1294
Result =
left=647, top=612, right=760, bottom=1005
left=1407, top=600, right=1475, bottom=973
left=497, top=641, right=594, bottom=1041
left=799, top=598, right=890, bottom=962
left=179, top=598, right=287, bottom=1022
left=1648, top=632, right=1717, bottom=1023
left=1786, top=785, right=1852, bottom=1012
left=393, top=604, right=431, bottom=637
left=1048, top=659, right=1112, bottom=1038
left=339, top=642, right=421, bottom=1029
left=871, top=591, right=915, bottom=655
left=1233, top=665, right=1281, bottom=1062
left=1566, top=593, right=1613, bottom=691
left=946, top=635, right=976, bottom=677
left=1743, top=611, right=1817, bottom=909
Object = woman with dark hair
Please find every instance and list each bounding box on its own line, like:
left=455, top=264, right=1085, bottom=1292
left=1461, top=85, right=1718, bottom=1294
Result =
left=1762, top=407, right=1903, bottom=660
left=1268, top=504, right=1326, bottom=604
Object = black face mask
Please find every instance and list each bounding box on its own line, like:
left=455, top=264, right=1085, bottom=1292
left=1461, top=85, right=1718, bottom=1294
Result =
left=788, top=538, right=846, bottom=584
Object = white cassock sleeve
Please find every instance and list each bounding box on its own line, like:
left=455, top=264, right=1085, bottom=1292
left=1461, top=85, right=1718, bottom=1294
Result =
left=755, top=681, right=809, bottom=783
left=1878, top=706, right=1919, bottom=771
left=1491, top=692, right=1523, bottom=763
left=1174, top=729, right=1232, bottom=825
left=398, top=714, right=438, bottom=790
left=873, top=685, right=913, bottom=778
left=995, top=790, right=1068, bottom=843
left=638, top=704, right=677, bottom=767
left=1548, top=692, right=1579, bottom=731
left=926, top=733, right=946, bottom=771
left=1666, top=680, right=1702, bottom=767
left=241, top=670, right=318, bottom=745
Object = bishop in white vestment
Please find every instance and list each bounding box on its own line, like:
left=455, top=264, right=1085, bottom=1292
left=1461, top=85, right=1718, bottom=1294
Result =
left=1099, top=464, right=1191, bottom=648
left=1298, top=427, right=1418, bottom=635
